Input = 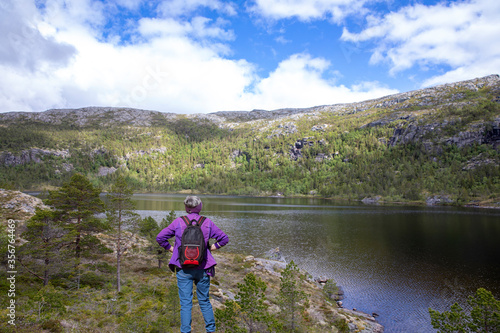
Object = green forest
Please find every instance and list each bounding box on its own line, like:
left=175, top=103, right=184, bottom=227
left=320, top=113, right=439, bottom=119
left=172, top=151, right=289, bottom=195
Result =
left=0, top=84, right=499, bottom=207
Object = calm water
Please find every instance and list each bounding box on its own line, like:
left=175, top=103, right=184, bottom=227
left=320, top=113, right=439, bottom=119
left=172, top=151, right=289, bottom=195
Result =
left=133, top=194, right=500, bottom=333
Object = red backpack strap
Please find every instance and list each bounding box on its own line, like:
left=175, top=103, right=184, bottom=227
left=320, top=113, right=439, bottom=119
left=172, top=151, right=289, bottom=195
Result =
left=181, top=216, right=190, bottom=226
left=198, top=216, right=206, bottom=226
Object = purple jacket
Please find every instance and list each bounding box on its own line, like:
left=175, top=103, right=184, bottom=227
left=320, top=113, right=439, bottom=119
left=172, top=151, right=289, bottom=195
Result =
left=156, top=213, right=229, bottom=275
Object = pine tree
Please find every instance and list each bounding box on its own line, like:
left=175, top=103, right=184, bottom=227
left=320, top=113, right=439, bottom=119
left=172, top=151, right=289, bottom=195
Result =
left=47, top=173, right=105, bottom=261
left=138, top=210, right=176, bottom=268
left=19, top=208, right=67, bottom=286
left=278, top=261, right=307, bottom=332
left=46, top=173, right=106, bottom=288
left=429, top=288, right=500, bottom=333
left=214, top=300, right=245, bottom=333
left=235, top=272, right=269, bottom=333
left=106, top=175, right=139, bottom=292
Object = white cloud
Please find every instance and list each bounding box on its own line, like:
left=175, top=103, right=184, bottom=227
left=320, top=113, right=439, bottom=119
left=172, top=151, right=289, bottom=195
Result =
left=0, top=0, right=399, bottom=113
left=238, top=53, right=398, bottom=110
left=0, top=0, right=76, bottom=71
left=248, top=0, right=369, bottom=22
left=341, top=0, right=500, bottom=85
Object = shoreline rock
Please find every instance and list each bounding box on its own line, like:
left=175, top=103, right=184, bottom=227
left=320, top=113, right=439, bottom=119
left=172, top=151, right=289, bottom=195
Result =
left=233, top=252, right=384, bottom=332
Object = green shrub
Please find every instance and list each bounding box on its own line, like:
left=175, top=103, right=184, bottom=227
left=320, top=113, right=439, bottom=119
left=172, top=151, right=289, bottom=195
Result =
left=80, top=272, right=107, bottom=288
left=41, top=319, right=63, bottom=333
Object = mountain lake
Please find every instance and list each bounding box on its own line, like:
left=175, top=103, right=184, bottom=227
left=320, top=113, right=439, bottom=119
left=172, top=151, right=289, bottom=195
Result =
left=132, top=193, right=500, bottom=333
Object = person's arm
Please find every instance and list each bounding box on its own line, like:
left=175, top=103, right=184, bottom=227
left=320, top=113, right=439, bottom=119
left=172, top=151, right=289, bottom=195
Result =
left=209, top=221, right=229, bottom=251
left=156, top=220, right=177, bottom=252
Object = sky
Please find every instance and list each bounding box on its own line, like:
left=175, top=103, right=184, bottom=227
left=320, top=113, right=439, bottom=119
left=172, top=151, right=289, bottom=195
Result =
left=1, top=0, right=499, bottom=114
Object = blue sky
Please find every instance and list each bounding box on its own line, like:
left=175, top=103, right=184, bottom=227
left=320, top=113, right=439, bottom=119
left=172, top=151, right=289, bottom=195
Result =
left=1, top=0, right=499, bottom=114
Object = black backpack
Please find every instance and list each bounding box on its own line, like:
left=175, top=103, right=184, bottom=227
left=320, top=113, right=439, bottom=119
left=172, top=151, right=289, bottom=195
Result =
left=179, top=216, right=207, bottom=268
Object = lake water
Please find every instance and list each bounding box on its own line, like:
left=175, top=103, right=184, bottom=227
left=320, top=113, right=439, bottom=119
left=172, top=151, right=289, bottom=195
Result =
left=133, top=193, right=500, bottom=333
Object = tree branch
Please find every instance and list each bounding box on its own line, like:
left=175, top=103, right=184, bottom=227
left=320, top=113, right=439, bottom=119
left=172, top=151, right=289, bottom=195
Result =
left=17, top=257, right=45, bottom=281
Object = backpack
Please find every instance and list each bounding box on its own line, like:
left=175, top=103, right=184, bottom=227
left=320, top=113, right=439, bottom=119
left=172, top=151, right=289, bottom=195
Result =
left=179, top=216, right=207, bottom=268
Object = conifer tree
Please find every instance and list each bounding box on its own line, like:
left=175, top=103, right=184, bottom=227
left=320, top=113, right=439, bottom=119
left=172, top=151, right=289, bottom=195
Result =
left=214, top=300, right=245, bottom=333
left=138, top=210, right=176, bottom=268
left=106, top=175, right=139, bottom=292
left=19, top=208, right=67, bottom=286
left=429, top=288, right=500, bottom=333
left=236, top=272, right=269, bottom=333
left=47, top=173, right=105, bottom=261
left=278, top=261, right=307, bottom=332
left=47, top=173, right=106, bottom=288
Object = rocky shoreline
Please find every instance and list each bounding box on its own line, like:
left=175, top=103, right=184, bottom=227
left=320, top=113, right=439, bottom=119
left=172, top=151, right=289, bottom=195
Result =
left=210, top=252, right=384, bottom=332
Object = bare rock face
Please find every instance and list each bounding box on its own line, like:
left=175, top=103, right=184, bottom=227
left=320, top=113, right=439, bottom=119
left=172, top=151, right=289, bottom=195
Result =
left=0, top=189, right=49, bottom=221
left=98, top=166, right=118, bottom=177
left=463, top=153, right=498, bottom=170
left=388, top=117, right=500, bottom=150
left=0, top=148, right=70, bottom=166
left=0, top=107, right=178, bottom=127
left=426, top=195, right=453, bottom=206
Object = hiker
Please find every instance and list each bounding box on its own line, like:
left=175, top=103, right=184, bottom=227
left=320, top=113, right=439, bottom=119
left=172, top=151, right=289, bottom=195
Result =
left=156, top=195, right=229, bottom=333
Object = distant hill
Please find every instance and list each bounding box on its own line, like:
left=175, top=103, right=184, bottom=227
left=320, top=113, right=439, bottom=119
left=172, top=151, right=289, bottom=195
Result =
left=1, top=75, right=499, bottom=207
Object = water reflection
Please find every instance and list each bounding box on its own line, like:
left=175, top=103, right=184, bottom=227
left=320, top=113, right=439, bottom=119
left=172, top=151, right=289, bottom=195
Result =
left=133, top=194, right=500, bottom=333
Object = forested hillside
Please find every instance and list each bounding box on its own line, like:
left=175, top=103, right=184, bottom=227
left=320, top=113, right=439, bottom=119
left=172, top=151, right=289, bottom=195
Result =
left=1, top=75, right=499, bottom=206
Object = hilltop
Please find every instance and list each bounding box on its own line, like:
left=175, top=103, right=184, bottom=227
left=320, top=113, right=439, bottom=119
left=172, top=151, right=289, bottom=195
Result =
left=0, top=75, right=499, bottom=206
left=2, top=74, right=500, bottom=125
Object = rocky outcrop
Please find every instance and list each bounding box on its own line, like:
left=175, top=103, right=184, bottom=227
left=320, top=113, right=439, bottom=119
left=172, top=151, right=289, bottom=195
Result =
left=98, top=166, right=118, bottom=177
left=0, top=148, right=70, bottom=166
left=462, top=154, right=498, bottom=170
left=426, top=195, right=453, bottom=206
left=267, top=122, right=298, bottom=138
left=0, top=189, right=49, bottom=221
left=0, top=107, right=178, bottom=127
left=362, top=196, right=382, bottom=204
left=123, top=147, right=167, bottom=160
left=340, top=308, right=384, bottom=333
left=264, top=247, right=287, bottom=263
left=388, top=118, right=500, bottom=149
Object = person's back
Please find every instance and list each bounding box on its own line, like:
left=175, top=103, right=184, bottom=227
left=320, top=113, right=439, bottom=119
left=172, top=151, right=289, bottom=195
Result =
left=156, top=196, right=229, bottom=333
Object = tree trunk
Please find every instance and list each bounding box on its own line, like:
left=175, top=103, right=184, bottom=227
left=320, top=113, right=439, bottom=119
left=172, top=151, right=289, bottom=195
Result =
left=117, top=252, right=121, bottom=292
left=117, top=210, right=122, bottom=293
left=44, top=258, right=49, bottom=286
left=75, top=216, right=82, bottom=260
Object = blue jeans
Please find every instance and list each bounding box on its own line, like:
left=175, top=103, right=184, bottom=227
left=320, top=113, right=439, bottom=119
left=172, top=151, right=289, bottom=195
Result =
left=176, top=268, right=216, bottom=333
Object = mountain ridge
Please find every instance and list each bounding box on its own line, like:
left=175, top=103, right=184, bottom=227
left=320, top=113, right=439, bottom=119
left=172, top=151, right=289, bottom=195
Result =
left=1, top=74, right=499, bottom=126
